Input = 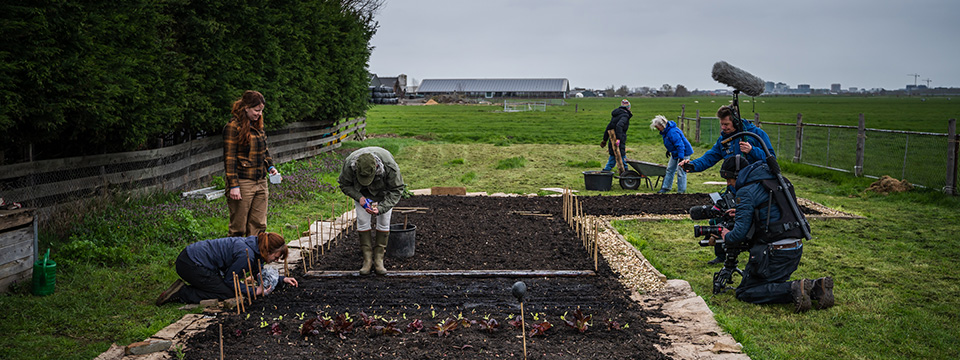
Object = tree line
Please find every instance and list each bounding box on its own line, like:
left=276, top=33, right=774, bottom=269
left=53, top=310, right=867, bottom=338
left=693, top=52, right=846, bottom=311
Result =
left=0, top=0, right=383, bottom=164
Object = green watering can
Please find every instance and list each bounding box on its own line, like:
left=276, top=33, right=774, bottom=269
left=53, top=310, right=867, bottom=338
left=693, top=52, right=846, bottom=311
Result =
left=32, top=249, right=56, bottom=296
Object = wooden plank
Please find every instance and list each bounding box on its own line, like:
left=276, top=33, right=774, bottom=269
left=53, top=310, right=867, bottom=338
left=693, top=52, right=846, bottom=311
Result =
left=304, top=269, right=595, bottom=278
left=0, top=228, right=33, bottom=265
left=430, top=187, right=466, bottom=196
left=0, top=208, right=34, bottom=230
left=0, top=257, right=33, bottom=293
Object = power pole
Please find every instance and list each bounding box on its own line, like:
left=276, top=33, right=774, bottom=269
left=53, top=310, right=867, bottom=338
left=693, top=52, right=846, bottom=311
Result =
left=907, top=73, right=920, bottom=86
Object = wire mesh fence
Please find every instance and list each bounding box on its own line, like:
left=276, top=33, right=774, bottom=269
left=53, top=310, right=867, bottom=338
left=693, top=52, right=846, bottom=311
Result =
left=679, top=111, right=958, bottom=192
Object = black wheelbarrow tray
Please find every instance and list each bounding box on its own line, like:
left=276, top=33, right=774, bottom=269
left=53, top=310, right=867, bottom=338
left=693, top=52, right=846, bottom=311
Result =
left=615, top=159, right=667, bottom=190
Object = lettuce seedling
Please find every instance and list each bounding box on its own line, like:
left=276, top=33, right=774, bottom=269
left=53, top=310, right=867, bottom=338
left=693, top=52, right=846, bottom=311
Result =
left=358, top=312, right=378, bottom=328
left=405, top=319, right=424, bottom=333
left=562, top=309, right=592, bottom=333
left=429, top=318, right=459, bottom=337
left=529, top=321, right=552, bottom=337
left=507, top=318, right=524, bottom=330
left=268, top=323, right=283, bottom=336
left=330, top=313, right=355, bottom=339
left=478, top=318, right=500, bottom=333
left=604, top=319, right=621, bottom=331
left=373, top=319, right=402, bottom=336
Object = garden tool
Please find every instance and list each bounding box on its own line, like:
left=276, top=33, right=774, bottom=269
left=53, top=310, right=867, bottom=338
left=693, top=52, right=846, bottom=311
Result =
left=373, top=230, right=389, bottom=275
left=358, top=230, right=373, bottom=275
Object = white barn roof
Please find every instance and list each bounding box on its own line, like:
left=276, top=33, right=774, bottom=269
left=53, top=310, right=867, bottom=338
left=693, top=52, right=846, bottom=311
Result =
left=417, top=78, right=569, bottom=93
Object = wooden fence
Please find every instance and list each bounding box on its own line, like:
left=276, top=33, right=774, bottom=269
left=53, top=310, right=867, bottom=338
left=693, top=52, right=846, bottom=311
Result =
left=0, top=117, right=367, bottom=215
left=677, top=105, right=958, bottom=194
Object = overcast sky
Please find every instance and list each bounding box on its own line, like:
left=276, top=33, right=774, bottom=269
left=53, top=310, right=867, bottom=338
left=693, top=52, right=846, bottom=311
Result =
left=368, top=0, right=960, bottom=91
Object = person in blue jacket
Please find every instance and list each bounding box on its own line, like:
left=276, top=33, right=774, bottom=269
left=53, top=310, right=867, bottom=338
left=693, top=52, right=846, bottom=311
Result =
left=678, top=105, right=776, bottom=173
left=717, top=158, right=834, bottom=313
left=600, top=99, right=632, bottom=172
left=155, top=232, right=299, bottom=305
left=650, top=115, right=694, bottom=194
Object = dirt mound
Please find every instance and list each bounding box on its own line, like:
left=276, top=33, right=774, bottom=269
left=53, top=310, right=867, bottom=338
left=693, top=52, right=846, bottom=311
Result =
left=867, top=175, right=913, bottom=195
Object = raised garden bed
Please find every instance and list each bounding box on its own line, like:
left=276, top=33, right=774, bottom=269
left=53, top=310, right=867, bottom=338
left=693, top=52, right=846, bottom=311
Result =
left=180, top=194, right=824, bottom=359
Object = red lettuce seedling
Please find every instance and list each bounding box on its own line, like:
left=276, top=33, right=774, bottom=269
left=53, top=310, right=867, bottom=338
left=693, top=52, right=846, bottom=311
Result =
left=405, top=319, right=424, bottom=333
left=300, top=315, right=333, bottom=337
left=529, top=321, right=552, bottom=337
left=604, top=319, right=621, bottom=331
left=373, top=319, right=402, bottom=336
left=562, top=310, right=592, bottom=333
left=330, top=313, right=355, bottom=340
left=233, top=329, right=243, bottom=338
left=429, top=318, right=459, bottom=337
left=357, top=312, right=378, bottom=328
left=507, top=319, right=523, bottom=330
left=478, top=318, right=500, bottom=333
left=268, top=323, right=283, bottom=336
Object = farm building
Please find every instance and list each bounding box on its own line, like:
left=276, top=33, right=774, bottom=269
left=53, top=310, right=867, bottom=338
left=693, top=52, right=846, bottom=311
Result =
left=416, top=78, right=570, bottom=99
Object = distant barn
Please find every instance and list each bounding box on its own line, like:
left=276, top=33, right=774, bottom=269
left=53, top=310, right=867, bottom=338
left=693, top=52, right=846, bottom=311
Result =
left=417, top=78, right=570, bottom=99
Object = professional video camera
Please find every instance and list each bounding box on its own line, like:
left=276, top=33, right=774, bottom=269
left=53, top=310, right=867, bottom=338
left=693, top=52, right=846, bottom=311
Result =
left=690, top=191, right=751, bottom=294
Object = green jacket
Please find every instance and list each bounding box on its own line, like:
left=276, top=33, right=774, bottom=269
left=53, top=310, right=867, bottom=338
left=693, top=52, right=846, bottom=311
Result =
left=337, top=147, right=404, bottom=213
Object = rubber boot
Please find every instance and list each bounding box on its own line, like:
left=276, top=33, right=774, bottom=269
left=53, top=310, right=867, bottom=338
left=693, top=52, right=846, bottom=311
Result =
left=811, top=277, right=835, bottom=310
left=358, top=230, right=373, bottom=275
left=791, top=279, right=813, bottom=313
left=373, top=231, right=389, bottom=275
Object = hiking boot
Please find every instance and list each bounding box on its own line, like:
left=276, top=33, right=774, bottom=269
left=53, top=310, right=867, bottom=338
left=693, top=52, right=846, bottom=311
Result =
left=358, top=230, right=373, bottom=275
left=155, top=279, right=184, bottom=306
left=656, top=189, right=668, bottom=194
left=791, top=279, right=813, bottom=313
left=811, top=277, right=835, bottom=310
left=373, top=231, right=389, bottom=275
left=707, top=257, right=724, bottom=265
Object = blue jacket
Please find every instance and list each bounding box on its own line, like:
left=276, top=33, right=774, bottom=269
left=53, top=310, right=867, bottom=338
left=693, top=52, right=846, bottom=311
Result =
left=602, top=106, right=632, bottom=156
left=185, top=236, right=285, bottom=295
left=723, top=161, right=782, bottom=247
left=659, top=121, right=694, bottom=159
left=689, top=121, right=776, bottom=172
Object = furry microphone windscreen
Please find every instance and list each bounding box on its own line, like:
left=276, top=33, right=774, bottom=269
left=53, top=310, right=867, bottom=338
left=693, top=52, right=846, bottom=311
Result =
left=712, top=61, right=765, bottom=97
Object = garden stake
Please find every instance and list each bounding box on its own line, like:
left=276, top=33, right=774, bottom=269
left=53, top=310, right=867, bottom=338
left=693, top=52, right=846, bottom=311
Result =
left=245, top=249, right=256, bottom=300
left=404, top=214, right=408, bottom=230
left=219, top=323, right=223, bottom=360
left=232, top=273, right=240, bottom=315
left=256, top=259, right=263, bottom=294
left=284, top=257, right=288, bottom=277
left=512, top=281, right=528, bottom=360
left=594, top=220, right=599, bottom=271
left=331, top=204, right=336, bottom=246
left=243, top=270, right=252, bottom=305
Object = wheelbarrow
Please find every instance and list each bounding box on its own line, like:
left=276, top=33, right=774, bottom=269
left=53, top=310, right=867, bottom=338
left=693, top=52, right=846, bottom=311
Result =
left=615, top=159, right=667, bottom=190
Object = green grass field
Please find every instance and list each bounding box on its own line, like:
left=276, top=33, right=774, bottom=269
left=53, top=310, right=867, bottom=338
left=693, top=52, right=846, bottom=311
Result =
left=1, top=96, right=957, bottom=360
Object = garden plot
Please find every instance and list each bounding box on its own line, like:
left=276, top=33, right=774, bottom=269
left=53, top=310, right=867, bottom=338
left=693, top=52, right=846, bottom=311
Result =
left=178, top=194, right=839, bottom=359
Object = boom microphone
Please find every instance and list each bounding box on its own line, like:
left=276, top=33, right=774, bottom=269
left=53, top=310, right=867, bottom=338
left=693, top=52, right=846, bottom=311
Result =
left=712, top=61, right=765, bottom=97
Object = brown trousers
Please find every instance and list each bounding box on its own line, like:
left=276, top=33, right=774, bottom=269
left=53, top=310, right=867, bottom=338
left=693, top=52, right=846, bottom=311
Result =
left=227, top=179, right=268, bottom=237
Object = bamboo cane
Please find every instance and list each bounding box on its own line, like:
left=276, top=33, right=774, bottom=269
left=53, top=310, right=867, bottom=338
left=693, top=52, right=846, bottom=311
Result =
left=219, top=323, right=223, bottom=360
left=284, top=257, right=288, bottom=277
left=257, top=259, right=263, bottom=294
left=404, top=214, right=408, bottom=230
left=594, top=220, right=599, bottom=271
left=232, top=273, right=240, bottom=315
left=520, top=301, right=528, bottom=360
left=243, top=270, right=252, bottom=306
left=245, top=249, right=256, bottom=300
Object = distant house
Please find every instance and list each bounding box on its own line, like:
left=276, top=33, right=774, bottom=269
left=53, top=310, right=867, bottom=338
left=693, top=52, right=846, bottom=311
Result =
left=369, top=73, right=407, bottom=98
left=416, top=78, right=570, bottom=99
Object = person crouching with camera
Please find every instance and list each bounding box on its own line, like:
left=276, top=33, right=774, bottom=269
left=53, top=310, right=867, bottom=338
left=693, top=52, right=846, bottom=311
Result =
left=717, top=156, right=834, bottom=312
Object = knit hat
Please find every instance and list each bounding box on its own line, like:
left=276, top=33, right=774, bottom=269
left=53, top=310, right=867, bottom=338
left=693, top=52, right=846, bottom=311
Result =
left=356, top=153, right=377, bottom=186
left=720, top=155, right=750, bottom=179
left=621, top=99, right=631, bottom=108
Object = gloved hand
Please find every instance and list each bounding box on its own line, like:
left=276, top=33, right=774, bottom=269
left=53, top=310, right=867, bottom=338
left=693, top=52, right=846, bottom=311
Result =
left=665, top=150, right=671, bottom=158
left=681, top=162, right=695, bottom=172
left=600, top=140, right=606, bottom=148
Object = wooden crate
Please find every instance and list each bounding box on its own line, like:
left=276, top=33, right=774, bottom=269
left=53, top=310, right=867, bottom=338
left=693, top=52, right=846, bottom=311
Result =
left=0, top=208, right=35, bottom=293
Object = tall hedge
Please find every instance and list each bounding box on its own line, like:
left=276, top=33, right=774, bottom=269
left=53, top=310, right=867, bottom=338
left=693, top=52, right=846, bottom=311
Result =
left=0, top=0, right=375, bottom=163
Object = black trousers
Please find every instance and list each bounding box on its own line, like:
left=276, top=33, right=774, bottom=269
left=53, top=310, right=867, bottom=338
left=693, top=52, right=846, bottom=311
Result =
left=175, top=250, right=237, bottom=303
left=735, top=243, right=803, bottom=304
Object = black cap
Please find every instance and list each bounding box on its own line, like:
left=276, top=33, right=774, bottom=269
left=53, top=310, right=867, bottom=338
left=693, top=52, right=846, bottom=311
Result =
left=720, top=155, right=750, bottom=179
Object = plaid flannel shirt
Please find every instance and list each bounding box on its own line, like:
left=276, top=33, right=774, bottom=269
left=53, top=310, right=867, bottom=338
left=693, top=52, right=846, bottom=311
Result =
left=223, top=121, right=275, bottom=189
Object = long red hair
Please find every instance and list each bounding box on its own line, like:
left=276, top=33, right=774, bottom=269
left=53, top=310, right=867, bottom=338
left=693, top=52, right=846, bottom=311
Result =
left=230, top=90, right=266, bottom=146
left=257, top=232, right=287, bottom=260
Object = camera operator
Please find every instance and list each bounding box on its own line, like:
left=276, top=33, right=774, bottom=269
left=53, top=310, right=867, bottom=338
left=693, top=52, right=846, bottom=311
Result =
left=678, top=105, right=775, bottom=173
left=680, top=104, right=776, bottom=264
left=717, top=157, right=834, bottom=313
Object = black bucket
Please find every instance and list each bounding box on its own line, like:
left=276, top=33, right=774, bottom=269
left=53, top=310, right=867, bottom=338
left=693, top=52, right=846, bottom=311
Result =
left=387, top=223, right=416, bottom=258
left=582, top=171, right=614, bottom=191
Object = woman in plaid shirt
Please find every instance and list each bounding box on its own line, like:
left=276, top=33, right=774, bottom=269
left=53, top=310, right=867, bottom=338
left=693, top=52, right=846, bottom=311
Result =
left=223, top=90, right=279, bottom=237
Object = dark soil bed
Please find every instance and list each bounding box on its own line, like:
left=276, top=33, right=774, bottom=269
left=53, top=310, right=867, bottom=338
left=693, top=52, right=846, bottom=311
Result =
left=181, top=194, right=817, bottom=359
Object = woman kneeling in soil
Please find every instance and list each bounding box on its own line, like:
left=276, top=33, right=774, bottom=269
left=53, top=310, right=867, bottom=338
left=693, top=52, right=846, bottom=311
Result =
left=156, top=232, right=299, bottom=306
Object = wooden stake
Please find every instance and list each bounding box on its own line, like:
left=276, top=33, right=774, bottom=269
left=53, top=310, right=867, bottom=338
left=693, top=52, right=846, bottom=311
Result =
left=243, top=270, right=252, bottom=306
left=520, top=301, right=528, bottom=360
left=232, top=273, right=240, bottom=315
left=403, top=214, right=408, bottom=230
left=284, top=257, right=288, bottom=277
left=594, top=220, right=599, bottom=271
left=219, top=323, right=223, bottom=360
left=257, top=259, right=263, bottom=293
left=245, top=249, right=256, bottom=300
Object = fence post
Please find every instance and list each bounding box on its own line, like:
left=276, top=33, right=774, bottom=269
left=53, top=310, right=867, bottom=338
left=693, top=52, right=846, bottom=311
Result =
left=793, top=113, right=803, bottom=163
left=947, top=118, right=958, bottom=195
left=679, top=105, right=686, bottom=132
left=695, top=110, right=701, bottom=143
left=855, top=114, right=865, bottom=177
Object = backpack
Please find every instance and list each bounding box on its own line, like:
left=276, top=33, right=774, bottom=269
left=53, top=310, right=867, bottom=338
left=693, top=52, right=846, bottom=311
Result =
left=750, top=176, right=811, bottom=243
